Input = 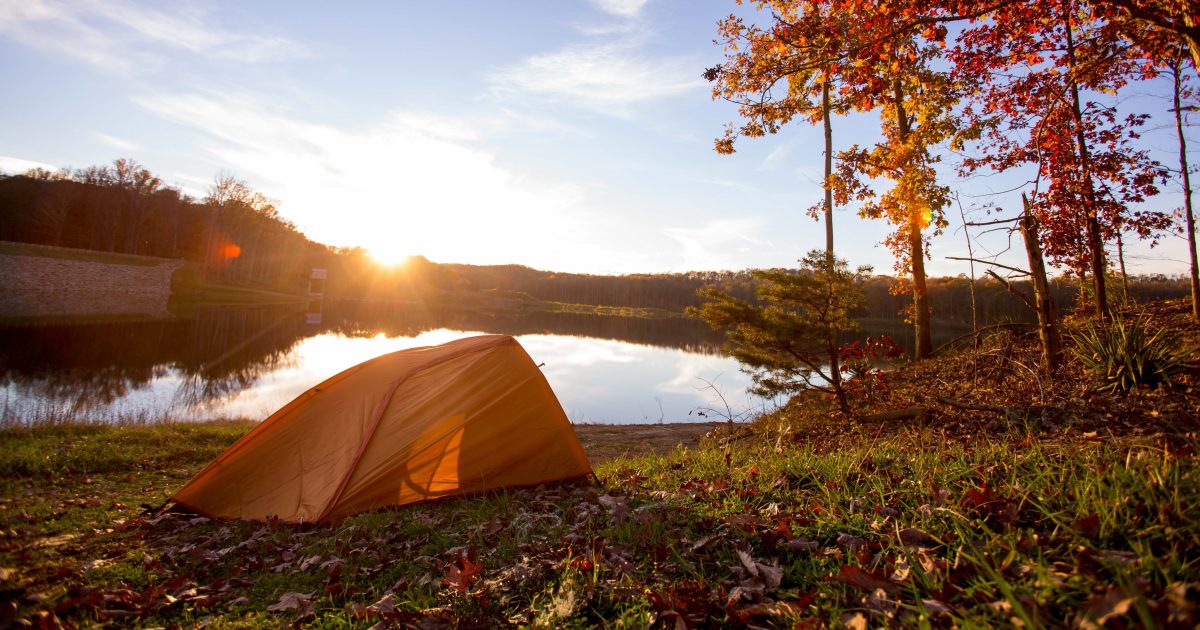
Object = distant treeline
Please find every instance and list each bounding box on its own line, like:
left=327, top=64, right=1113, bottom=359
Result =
left=0, top=162, right=1191, bottom=326
left=0, top=164, right=323, bottom=292
left=334, top=250, right=1192, bottom=327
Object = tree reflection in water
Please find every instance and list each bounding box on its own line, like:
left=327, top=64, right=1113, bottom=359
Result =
left=0, top=300, right=951, bottom=425
left=0, top=302, right=729, bottom=425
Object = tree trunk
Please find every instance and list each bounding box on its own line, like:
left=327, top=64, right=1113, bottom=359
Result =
left=1021, top=195, right=1062, bottom=371
left=955, top=195, right=979, bottom=344
left=1116, top=228, right=1129, bottom=303
left=823, top=78, right=835, bottom=259
left=1065, top=2, right=1108, bottom=317
left=1077, top=269, right=1089, bottom=314
left=821, top=76, right=845, bottom=403
left=893, top=77, right=933, bottom=359
left=1173, top=54, right=1200, bottom=322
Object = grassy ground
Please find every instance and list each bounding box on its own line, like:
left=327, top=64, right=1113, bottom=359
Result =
left=2, top=418, right=1197, bottom=628
left=0, top=241, right=168, bottom=267
left=2, top=299, right=1198, bottom=627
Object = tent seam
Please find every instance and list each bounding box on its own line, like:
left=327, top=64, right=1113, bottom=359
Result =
left=315, top=336, right=517, bottom=522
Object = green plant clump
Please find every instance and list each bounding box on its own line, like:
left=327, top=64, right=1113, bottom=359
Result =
left=1072, top=316, right=1191, bottom=392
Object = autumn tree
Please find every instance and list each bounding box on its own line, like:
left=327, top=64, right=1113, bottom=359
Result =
left=1166, top=51, right=1200, bottom=321
left=203, top=173, right=308, bottom=289
left=708, top=1, right=856, bottom=257
left=708, top=0, right=858, bottom=376
left=710, top=0, right=956, bottom=359
left=831, top=41, right=957, bottom=359
left=1088, top=0, right=1200, bottom=71
left=689, top=250, right=870, bottom=415
left=949, top=0, right=1171, bottom=316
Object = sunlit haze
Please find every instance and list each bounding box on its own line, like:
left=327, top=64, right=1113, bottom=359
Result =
left=0, top=1, right=1193, bottom=275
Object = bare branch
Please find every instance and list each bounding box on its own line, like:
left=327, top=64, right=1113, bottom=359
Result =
left=964, top=217, right=1021, bottom=227
left=985, top=269, right=1037, bottom=311
left=946, top=256, right=1030, bottom=276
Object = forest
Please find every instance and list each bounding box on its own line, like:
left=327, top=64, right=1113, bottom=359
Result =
left=0, top=163, right=1190, bottom=329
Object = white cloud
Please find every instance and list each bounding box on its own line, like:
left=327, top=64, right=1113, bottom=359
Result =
left=589, top=0, right=651, bottom=18
left=687, top=176, right=757, bottom=193
left=0, top=155, right=60, bottom=175
left=132, top=91, right=614, bottom=269
left=761, top=144, right=791, bottom=170
left=91, top=131, right=140, bottom=152
left=0, top=0, right=303, bottom=73
left=662, top=218, right=776, bottom=270
left=491, top=39, right=704, bottom=115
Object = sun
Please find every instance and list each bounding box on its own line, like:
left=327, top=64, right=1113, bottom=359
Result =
left=367, top=247, right=413, bottom=268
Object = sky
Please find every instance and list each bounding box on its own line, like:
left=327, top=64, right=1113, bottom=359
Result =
left=0, top=0, right=1196, bottom=277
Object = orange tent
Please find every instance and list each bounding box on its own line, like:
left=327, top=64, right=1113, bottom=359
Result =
left=172, top=335, right=593, bottom=523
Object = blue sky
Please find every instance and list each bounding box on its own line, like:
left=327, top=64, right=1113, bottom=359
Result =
left=0, top=0, right=1195, bottom=277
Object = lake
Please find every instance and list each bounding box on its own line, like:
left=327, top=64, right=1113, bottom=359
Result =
left=0, top=301, right=781, bottom=426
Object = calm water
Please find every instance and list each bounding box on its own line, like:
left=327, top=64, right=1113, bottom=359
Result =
left=0, top=302, right=778, bottom=425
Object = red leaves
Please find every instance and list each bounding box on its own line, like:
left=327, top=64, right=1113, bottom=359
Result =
left=36, top=576, right=214, bottom=625
left=960, top=482, right=1017, bottom=525
left=1073, top=513, right=1102, bottom=539
left=442, top=554, right=483, bottom=594
left=834, top=565, right=900, bottom=594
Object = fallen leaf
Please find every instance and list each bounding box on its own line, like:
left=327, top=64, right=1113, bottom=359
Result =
left=1080, top=587, right=1134, bottom=629
left=345, top=601, right=368, bottom=620
left=898, top=527, right=932, bottom=545
left=1073, top=514, right=1101, bottom=539
left=598, top=494, right=630, bottom=525
left=737, top=550, right=783, bottom=590
left=266, top=592, right=313, bottom=615
left=840, top=611, right=868, bottom=630
left=865, top=587, right=897, bottom=614
left=1164, top=582, right=1199, bottom=624
left=367, top=593, right=396, bottom=616
left=836, top=532, right=869, bottom=550
left=691, top=534, right=719, bottom=551
left=787, top=537, right=820, bottom=552
left=889, top=558, right=911, bottom=582
left=988, top=600, right=1013, bottom=615
left=443, top=555, right=484, bottom=593
left=923, top=599, right=954, bottom=614
left=298, top=554, right=322, bottom=571
left=834, top=565, right=899, bottom=594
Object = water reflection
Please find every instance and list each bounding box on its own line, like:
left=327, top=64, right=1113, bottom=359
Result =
left=0, top=302, right=760, bottom=425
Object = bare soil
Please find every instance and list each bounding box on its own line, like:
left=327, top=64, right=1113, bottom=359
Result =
left=572, top=422, right=721, bottom=463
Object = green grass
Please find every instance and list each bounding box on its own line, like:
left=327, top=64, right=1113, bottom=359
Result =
left=0, top=240, right=168, bottom=267
left=1, top=422, right=1197, bottom=627
left=542, top=301, right=682, bottom=319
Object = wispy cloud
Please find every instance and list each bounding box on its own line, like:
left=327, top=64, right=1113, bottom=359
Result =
left=589, top=0, right=652, bottom=18
left=0, top=0, right=303, bottom=73
left=132, top=91, right=610, bottom=269
left=491, top=39, right=703, bottom=115
left=91, top=131, right=140, bottom=152
left=687, top=176, right=758, bottom=193
left=662, top=218, right=775, bottom=270
left=761, top=144, right=791, bottom=170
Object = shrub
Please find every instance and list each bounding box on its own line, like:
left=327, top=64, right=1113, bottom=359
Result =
left=1072, top=316, right=1191, bottom=392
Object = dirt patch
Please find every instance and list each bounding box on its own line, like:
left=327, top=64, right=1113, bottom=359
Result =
left=572, top=422, right=724, bottom=464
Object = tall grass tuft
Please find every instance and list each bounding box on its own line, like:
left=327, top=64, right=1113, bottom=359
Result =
left=1072, top=315, right=1191, bottom=392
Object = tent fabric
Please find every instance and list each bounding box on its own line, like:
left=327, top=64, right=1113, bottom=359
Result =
left=172, top=335, right=593, bottom=523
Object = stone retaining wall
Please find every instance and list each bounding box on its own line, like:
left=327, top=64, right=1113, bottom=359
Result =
left=0, top=245, right=184, bottom=320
